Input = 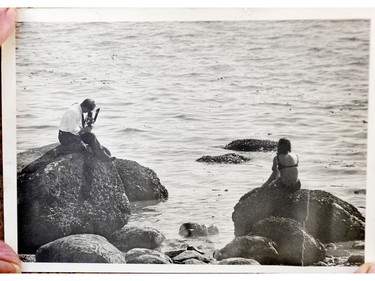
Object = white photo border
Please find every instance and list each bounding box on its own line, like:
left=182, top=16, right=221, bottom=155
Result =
left=2, top=7, right=375, bottom=273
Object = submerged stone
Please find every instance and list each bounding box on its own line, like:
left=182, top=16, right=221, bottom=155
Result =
left=196, top=153, right=250, bottom=164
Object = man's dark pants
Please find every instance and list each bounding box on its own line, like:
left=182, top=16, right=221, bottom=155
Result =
left=58, top=130, right=111, bottom=159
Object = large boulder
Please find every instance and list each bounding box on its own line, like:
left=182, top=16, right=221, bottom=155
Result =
left=18, top=144, right=168, bottom=202
left=250, top=217, right=326, bottom=265
left=196, top=153, right=250, bottom=164
left=18, top=149, right=130, bottom=254
left=115, top=159, right=168, bottom=201
left=17, top=144, right=169, bottom=254
left=224, top=139, right=277, bottom=152
left=109, top=226, right=166, bottom=252
left=232, top=187, right=365, bottom=243
left=35, top=234, right=126, bottom=263
left=214, top=235, right=279, bottom=265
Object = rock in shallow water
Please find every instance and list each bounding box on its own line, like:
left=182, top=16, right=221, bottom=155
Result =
left=196, top=153, right=250, bottom=164
left=35, top=234, right=126, bottom=263
left=224, top=139, right=277, bottom=152
left=178, top=223, right=219, bottom=238
left=115, top=159, right=168, bottom=201
left=232, top=187, right=365, bottom=243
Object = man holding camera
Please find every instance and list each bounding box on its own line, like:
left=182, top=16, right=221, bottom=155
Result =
left=58, top=98, right=114, bottom=162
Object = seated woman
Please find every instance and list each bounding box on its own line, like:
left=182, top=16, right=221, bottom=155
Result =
left=261, top=138, right=301, bottom=192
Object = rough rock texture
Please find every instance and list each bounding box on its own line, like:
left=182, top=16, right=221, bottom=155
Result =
left=172, top=250, right=213, bottom=264
left=250, top=217, right=326, bottom=265
left=232, top=187, right=365, bottom=243
left=218, top=258, right=261, bottom=265
left=35, top=234, right=126, bottom=263
left=17, top=143, right=59, bottom=173
left=109, top=226, right=166, bottom=252
left=196, top=153, right=250, bottom=164
left=125, top=248, right=172, bottom=264
left=18, top=149, right=130, bottom=254
left=214, top=236, right=279, bottom=265
left=224, top=139, right=277, bottom=152
left=115, top=159, right=168, bottom=201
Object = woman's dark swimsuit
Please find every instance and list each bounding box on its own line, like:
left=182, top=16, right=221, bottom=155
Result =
left=277, top=155, right=299, bottom=170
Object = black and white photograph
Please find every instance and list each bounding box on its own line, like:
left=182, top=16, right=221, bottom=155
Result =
left=2, top=8, right=374, bottom=273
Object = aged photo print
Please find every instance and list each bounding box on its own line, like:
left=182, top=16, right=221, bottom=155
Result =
left=3, top=8, right=373, bottom=273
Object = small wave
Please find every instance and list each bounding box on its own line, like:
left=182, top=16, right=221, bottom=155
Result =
left=17, top=114, right=37, bottom=118
left=173, top=114, right=197, bottom=121
left=339, top=36, right=360, bottom=42
left=17, top=125, right=56, bottom=130
left=308, top=47, right=323, bottom=52
left=120, top=127, right=146, bottom=133
left=347, top=61, right=368, bottom=67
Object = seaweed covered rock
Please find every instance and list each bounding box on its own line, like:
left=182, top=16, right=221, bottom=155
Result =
left=250, top=217, right=326, bottom=265
left=232, top=187, right=365, bottom=243
left=109, top=226, right=166, bottom=252
left=224, top=139, right=277, bottom=152
left=35, top=234, right=126, bottom=263
left=196, top=153, right=250, bottom=164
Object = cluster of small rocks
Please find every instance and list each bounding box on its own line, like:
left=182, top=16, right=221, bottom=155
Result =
left=26, top=225, right=219, bottom=265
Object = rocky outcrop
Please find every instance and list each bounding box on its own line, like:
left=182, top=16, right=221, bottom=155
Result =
left=214, top=236, right=279, bottom=265
left=115, top=159, right=168, bottom=201
left=224, top=139, right=277, bottom=152
left=109, top=226, right=166, bottom=252
left=18, top=151, right=130, bottom=254
left=250, top=217, right=326, bottom=265
left=125, top=248, right=172, bottom=264
left=196, top=153, right=250, bottom=164
left=232, top=187, right=365, bottom=243
left=17, top=144, right=168, bottom=254
left=35, top=234, right=126, bottom=263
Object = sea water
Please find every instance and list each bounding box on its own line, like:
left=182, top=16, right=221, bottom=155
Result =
left=15, top=20, right=369, bottom=251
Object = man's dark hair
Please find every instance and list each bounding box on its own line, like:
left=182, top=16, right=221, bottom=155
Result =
left=277, top=138, right=291, bottom=155
left=81, top=99, right=96, bottom=111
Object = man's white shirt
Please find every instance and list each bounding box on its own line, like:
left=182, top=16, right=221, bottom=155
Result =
left=59, top=103, right=82, bottom=135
